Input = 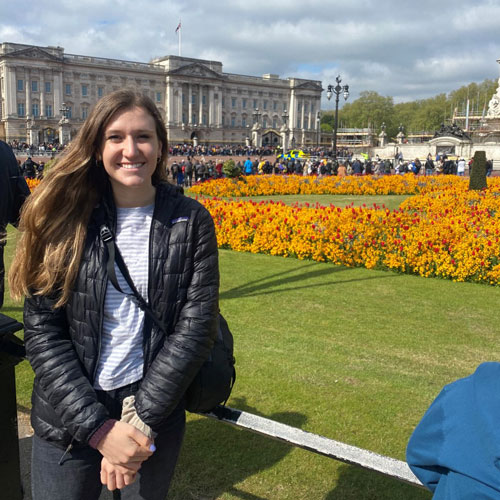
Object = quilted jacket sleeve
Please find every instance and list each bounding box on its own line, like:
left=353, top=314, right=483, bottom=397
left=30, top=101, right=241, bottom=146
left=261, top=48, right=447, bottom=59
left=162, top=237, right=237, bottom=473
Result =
left=24, top=293, right=110, bottom=444
left=134, top=204, right=219, bottom=429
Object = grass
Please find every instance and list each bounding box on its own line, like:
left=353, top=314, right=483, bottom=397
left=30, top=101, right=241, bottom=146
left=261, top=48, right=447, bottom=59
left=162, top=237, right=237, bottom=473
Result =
left=192, top=193, right=410, bottom=211
left=4, top=193, right=499, bottom=498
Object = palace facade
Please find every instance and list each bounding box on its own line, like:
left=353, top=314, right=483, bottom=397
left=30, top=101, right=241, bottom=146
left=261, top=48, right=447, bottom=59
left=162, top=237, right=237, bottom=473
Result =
left=0, top=42, right=323, bottom=148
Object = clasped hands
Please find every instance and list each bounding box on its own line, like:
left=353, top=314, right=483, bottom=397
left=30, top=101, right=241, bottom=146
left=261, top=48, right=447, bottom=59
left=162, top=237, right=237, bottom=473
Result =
left=96, top=421, right=155, bottom=491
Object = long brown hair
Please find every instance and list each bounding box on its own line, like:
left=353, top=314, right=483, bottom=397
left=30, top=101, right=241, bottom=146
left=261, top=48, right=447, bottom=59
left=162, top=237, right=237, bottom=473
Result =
left=9, top=90, right=169, bottom=306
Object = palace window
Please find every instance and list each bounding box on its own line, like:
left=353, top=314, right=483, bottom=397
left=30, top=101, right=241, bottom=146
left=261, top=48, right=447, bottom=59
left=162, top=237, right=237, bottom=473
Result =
left=46, top=104, right=53, bottom=117
left=263, top=100, right=268, bottom=110
left=65, top=84, right=72, bottom=95
left=231, top=116, right=236, bottom=127
left=156, top=92, right=162, bottom=103
left=17, top=102, right=25, bottom=116
left=253, top=99, right=257, bottom=109
left=242, top=98, right=247, bottom=109
left=32, top=103, right=39, bottom=117
left=202, top=95, right=206, bottom=105
left=98, top=86, right=104, bottom=98
left=191, top=94, right=196, bottom=105
left=17, top=79, right=24, bottom=92
left=231, top=97, right=236, bottom=108
left=45, top=82, right=51, bottom=93
left=81, top=84, right=88, bottom=97
left=242, top=117, right=247, bottom=127
left=32, top=81, right=38, bottom=92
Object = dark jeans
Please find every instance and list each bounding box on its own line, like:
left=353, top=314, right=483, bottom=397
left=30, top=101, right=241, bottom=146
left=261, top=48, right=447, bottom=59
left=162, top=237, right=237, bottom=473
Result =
left=0, top=242, right=4, bottom=309
left=31, top=381, right=185, bottom=500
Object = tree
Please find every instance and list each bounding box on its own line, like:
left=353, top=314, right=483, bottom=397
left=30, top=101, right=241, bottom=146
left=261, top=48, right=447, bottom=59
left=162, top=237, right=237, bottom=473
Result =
left=469, top=151, right=487, bottom=191
left=222, top=159, right=240, bottom=178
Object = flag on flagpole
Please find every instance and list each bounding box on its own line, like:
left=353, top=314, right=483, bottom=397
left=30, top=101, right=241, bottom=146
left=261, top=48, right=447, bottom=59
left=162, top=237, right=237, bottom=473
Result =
left=175, top=21, right=181, bottom=33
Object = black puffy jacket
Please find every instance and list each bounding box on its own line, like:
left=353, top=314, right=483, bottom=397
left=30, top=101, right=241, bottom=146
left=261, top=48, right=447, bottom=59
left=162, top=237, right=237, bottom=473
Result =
left=24, top=182, right=219, bottom=448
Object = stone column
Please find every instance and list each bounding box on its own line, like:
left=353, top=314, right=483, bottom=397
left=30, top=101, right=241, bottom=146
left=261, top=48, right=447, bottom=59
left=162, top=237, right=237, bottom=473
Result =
left=300, top=99, right=305, bottom=132
left=208, top=86, right=214, bottom=126
left=167, top=82, right=174, bottom=126
left=40, top=70, right=45, bottom=117
left=217, top=87, right=223, bottom=127
left=177, top=83, right=183, bottom=125
left=25, top=68, right=31, bottom=117
left=188, top=84, right=193, bottom=124
left=198, top=84, right=203, bottom=125
left=288, top=88, right=297, bottom=142
left=54, top=70, right=63, bottom=118
left=4, top=65, right=16, bottom=117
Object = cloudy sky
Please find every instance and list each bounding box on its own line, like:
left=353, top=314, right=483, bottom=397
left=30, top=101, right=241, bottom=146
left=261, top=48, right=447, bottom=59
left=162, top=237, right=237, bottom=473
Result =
left=2, top=0, right=500, bottom=110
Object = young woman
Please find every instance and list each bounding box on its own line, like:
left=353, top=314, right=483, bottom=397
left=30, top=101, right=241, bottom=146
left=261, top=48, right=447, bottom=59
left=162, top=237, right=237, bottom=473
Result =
left=9, top=90, right=219, bottom=499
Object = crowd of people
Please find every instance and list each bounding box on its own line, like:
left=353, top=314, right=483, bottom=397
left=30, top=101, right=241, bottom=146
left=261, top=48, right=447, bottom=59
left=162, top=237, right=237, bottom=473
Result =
left=167, top=151, right=490, bottom=186
left=8, top=140, right=65, bottom=156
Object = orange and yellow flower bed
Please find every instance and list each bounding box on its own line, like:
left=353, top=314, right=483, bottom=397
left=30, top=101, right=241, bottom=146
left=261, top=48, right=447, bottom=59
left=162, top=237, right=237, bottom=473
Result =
left=189, top=174, right=489, bottom=197
left=196, top=176, right=500, bottom=285
left=26, top=178, right=41, bottom=190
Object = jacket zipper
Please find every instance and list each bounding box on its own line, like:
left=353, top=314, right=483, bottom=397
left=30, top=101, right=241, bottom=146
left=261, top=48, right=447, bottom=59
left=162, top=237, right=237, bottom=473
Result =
left=58, top=438, right=75, bottom=465
left=142, top=199, right=157, bottom=374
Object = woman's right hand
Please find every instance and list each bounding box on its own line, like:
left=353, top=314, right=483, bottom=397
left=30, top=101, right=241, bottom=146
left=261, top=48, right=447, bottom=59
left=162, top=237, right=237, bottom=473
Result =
left=96, top=420, right=155, bottom=467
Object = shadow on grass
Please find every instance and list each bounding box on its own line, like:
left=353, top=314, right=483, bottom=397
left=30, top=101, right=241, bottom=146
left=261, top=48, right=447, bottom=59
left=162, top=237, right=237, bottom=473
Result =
left=1, top=305, right=24, bottom=315
left=169, top=397, right=306, bottom=500
left=221, top=262, right=401, bottom=300
left=325, top=464, right=431, bottom=500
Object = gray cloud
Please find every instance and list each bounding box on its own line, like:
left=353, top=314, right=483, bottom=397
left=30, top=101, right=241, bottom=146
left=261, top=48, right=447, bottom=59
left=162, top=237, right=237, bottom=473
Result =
left=1, top=0, right=499, bottom=109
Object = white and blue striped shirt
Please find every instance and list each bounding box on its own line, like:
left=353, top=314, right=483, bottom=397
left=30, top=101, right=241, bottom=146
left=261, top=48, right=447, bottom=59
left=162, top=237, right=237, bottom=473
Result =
left=93, top=204, right=154, bottom=391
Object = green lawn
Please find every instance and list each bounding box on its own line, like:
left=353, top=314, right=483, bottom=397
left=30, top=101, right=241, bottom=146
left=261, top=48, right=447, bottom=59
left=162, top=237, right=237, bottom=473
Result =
left=192, top=193, right=409, bottom=211
left=4, top=193, right=499, bottom=498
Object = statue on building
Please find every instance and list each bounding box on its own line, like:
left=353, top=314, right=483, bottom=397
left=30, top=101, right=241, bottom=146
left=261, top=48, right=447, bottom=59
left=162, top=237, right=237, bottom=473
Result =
left=486, top=81, right=500, bottom=118
left=433, top=122, right=471, bottom=140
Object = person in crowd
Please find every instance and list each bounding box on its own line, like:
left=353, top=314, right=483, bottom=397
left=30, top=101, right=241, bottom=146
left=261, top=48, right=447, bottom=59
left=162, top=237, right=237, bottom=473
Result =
left=9, top=90, right=219, bottom=499
left=0, top=140, right=30, bottom=309
left=486, top=159, right=493, bottom=177
left=352, top=158, right=362, bottom=176
left=425, top=154, right=435, bottom=176
left=22, top=156, right=39, bottom=179
left=184, top=157, right=193, bottom=187
left=457, top=157, right=466, bottom=176
left=243, top=157, right=253, bottom=175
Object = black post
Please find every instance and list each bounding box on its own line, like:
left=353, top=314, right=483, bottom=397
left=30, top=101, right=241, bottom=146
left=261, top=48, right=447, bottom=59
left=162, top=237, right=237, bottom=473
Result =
left=0, top=313, right=25, bottom=500
left=333, top=93, right=340, bottom=162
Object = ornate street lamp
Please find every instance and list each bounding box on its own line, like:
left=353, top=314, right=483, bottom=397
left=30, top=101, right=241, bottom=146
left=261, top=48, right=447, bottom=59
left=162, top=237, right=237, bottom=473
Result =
left=281, top=109, right=289, bottom=154
left=326, top=75, right=349, bottom=162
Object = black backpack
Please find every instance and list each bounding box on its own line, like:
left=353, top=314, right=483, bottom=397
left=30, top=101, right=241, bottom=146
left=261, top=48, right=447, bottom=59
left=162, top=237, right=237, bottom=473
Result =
left=100, top=224, right=236, bottom=414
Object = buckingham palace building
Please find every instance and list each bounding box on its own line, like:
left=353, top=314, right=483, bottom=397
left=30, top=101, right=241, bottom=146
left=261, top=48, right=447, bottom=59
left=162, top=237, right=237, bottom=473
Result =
left=0, top=42, right=323, bottom=148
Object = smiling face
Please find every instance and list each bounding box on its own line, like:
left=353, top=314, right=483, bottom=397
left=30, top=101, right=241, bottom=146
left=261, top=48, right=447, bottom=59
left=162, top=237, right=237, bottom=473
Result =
left=100, top=106, right=162, bottom=207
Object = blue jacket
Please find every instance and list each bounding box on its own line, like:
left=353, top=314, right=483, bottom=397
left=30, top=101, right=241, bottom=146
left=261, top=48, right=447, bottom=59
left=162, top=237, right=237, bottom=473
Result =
left=407, top=362, right=500, bottom=498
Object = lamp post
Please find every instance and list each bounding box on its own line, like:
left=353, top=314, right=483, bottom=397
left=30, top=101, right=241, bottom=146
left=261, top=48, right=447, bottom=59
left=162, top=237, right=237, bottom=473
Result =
left=281, top=109, right=289, bottom=154
left=316, top=111, right=321, bottom=149
left=326, top=75, right=349, bottom=162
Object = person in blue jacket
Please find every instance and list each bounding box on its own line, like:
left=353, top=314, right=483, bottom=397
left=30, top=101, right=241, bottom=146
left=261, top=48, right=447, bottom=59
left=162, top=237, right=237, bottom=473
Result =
left=407, top=362, right=500, bottom=498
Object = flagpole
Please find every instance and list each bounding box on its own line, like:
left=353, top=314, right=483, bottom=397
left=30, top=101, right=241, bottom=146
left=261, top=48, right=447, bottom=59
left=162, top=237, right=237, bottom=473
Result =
left=178, top=20, right=182, bottom=57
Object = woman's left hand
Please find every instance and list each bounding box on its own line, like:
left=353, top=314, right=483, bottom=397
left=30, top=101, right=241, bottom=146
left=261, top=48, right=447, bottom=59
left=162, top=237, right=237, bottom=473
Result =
left=100, top=457, right=138, bottom=491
